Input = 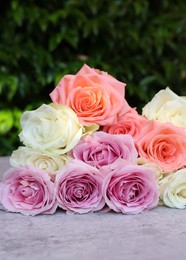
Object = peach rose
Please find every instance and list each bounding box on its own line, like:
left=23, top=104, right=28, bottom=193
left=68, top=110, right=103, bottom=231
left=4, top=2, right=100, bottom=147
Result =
left=103, top=108, right=147, bottom=142
left=136, top=120, right=186, bottom=172
left=50, top=64, right=128, bottom=126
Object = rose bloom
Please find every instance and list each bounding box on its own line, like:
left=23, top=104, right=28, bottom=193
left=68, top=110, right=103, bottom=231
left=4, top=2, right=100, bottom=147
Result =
left=55, top=160, right=105, bottom=214
left=103, top=108, right=147, bottom=142
left=136, top=120, right=186, bottom=172
left=159, top=168, right=186, bottom=209
left=102, top=160, right=159, bottom=214
left=69, top=131, right=138, bottom=169
left=19, top=103, right=83, bottom=154
left=50, top=64, right=128, bottom=126
left=136, top=157, right=163, bottom=181
left=142, top=87, right=186, bottom=130
left=0, top=166, right=57, bottom=216
left=10, top=146, right=69, bottom=180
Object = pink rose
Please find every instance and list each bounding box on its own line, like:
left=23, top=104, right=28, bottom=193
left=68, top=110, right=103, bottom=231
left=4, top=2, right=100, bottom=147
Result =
left=69, top=131, right=138, bottom=169
left=103, top=108, right=147, bottom=142
left=0, top=166, right=57, bottom=216
left=50, top=64, right=128, bottom=126
left=136, top=120, right=186, bottom=172
left=55, top=160, right=105, bottom=213
left=102, top=160, right=159, bottom=214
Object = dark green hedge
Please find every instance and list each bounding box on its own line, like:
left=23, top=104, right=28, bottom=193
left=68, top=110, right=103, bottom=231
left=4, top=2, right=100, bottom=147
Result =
left=1, top=0, right=186, bottom=155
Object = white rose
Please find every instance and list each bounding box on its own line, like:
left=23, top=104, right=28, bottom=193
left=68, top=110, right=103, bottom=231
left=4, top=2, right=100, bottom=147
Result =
left=142, top=87, right=186, bottom=129
left=19, top=104, right=83, bottom=154
left=136, top=157, right=163, bottom=180
left=10, top=146, right=69, bottom=174
left=159, top=168, right=186, bottom=209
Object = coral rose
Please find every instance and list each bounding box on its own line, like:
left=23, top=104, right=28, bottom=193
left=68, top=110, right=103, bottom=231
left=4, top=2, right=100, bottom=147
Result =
left=103, top=108, right=147, bottom=142
left=50, top=64, right=128, bottom=126
left=136, top=120, right=186, bottom=172
left=0, top=166, right=57, bottom=216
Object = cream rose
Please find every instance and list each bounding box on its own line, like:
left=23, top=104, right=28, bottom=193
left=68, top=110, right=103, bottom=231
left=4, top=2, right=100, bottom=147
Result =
left=142, top=87, right=186, bottom=129
left=136, top=157, right=163, bottom=181
left=159, top=168, right=186, bottom=209
left=10, top=146, right=69, bottom=175
left=19, top=104, right=83, bottom=154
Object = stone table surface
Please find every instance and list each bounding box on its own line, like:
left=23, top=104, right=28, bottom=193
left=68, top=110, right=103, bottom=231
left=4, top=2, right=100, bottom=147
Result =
left=0, top=157, right=186, bottom=260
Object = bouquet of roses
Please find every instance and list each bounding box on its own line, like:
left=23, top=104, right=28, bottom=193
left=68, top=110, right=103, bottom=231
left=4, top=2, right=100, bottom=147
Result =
left=0, top=64, right=186, bottom=216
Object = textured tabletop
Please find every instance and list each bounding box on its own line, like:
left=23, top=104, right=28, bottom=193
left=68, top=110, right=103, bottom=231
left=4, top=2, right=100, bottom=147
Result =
left=0, top=156, right=186, bottom=260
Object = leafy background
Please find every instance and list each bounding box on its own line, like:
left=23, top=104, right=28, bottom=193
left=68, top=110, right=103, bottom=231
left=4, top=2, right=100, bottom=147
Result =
left=0, top=0, right=186, bottom=155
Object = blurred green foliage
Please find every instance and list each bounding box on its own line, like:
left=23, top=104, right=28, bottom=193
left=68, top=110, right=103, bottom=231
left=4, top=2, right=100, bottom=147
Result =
left=0, top=0, right=186, bottom=155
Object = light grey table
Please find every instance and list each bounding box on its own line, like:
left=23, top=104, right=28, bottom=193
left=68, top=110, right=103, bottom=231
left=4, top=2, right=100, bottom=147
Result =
left=0, top=157, right=186, bottom=260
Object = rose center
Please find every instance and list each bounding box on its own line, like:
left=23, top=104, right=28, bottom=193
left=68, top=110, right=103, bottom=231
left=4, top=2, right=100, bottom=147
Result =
left=19, top=180, right=39, bottom=199
left=128, top=186, right=139, bottom=200
left=70, top=86, right=107, bottom=117
left=178, top=189, right=186, bottom=198
left=154, top=141, right=175, bottom=161
left=74, top=187, right=84, bottom=198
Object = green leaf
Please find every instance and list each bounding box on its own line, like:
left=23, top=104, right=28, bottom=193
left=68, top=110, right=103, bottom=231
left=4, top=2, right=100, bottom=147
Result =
left=0, top=110, right=14, bottom=134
